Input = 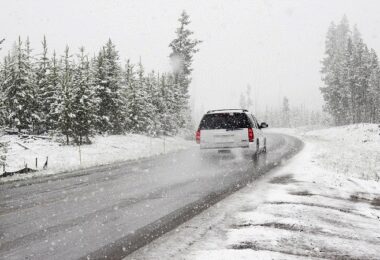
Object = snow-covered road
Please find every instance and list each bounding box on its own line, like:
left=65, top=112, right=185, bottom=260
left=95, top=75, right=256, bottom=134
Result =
left=0, top=133, right=302, bottom=260
left=128, top=125, right=380, bottom=260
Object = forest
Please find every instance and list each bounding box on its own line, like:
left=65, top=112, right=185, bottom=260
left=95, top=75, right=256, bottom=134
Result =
left=321, top=16, right=380, bottom=125
left=0, top=11, right=200, bottom=145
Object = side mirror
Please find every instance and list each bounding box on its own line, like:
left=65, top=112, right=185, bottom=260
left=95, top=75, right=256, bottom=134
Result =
left=260, top=122, right=268, bottom=129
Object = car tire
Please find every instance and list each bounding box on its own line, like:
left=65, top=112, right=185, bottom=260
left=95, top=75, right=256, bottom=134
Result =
left=256, top=139, right=260, bottom=154
left=263, top=137, right=267, bottom=153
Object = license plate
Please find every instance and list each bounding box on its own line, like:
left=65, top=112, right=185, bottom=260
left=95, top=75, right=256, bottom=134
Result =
left=214, top=134, right=233, bottom=138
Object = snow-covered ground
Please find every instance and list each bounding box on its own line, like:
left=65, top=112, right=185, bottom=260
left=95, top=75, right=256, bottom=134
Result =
left=128, top=124, right=380, bottom=259
left=0, top=134, right=193, bottom=182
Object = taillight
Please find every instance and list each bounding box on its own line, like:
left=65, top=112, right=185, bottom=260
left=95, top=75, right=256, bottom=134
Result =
left=196, top=130, right=201, bottom=144
left=248, top=128, right=254, bottom=142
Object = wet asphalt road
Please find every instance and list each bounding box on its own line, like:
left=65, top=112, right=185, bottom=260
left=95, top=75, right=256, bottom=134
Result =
left=0, top=133, right=302, bottom=260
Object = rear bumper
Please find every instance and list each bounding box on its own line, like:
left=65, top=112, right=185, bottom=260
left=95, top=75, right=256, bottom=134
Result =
left=200, top=142, right=254, bottom=150
left=200, top=145, right=248, bottom=150
left=199, top=145, right=256, bottom=158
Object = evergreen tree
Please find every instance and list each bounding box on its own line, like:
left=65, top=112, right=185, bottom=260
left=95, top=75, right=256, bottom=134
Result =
left=320, top=22, right=338, bottom=123
left=94, top=39, right=124, bottom=133
left=351, top=27, right=370, bottom=123
left=71, top=47, right=97, bottom=144
left=0, top=54, right=13, bottom=127
left=169, top=10, right=201, bottom=129
left=35, top=36, right=51, bottom=132
left=368, top=49, right=380, bottom=122
left=44, top=50, right=61, bottom=131
left=0, top=30, right=205, bottom=140
left=156, top=73, right=169, bottom=133
left=0, top=47, right=7, bottom=165
left=341, top=36, right=355, bottom=123
left=4, top=37, right=35, bottom=131
left=121, top=60, right=134, bottom=131
left=321, top=17, right=351, bottom=125
left=157, top=73, right=177, bottom=134
left=145, top=70, right=161, bottom=136
left=25, top=37, right=41, bottom=133
left=321, top=16, right=380, bottom=125
left=125, top=61, right=152, bottom=133
left=0, top=61, right=4, bottom=126
left=93, top=48, right=106, bottom=131
left=57, top=46, right=74, bottom=144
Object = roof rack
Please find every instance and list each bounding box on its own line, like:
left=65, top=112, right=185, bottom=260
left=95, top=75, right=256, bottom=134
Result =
left=206, top=109, right=248, bottom=114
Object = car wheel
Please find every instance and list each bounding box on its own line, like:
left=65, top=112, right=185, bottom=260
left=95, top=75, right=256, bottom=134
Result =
left=263, top=137, right=267, bottom=153
left=256, top=139, right=260, bottom=154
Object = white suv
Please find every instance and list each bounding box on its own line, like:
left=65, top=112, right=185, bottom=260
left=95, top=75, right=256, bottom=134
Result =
left=196, top=109, right=268, bottom=154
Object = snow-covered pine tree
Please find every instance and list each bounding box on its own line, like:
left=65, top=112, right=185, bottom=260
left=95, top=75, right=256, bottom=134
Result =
left=0, top=60, right=3, bottom=127
left=360, top=46, right=372, bottom=122
left=4, top=37, right=35, bottom=131
left=169, top=10, right=201, bottom=130
left=0, top=47, right=6, bottom=161
left=24, top=37, right=42, bottom=133
left=167, top=72, right=185, bottom=134
left=93, top=39, right=124, bottom=134
left=341, top=36, right=355, bottom=124
left=93, top=48, right=106, bottom=132
left=0, top=51, right=6, bottom=152
left=104, top=39, right=125, bottom=134
left=368, top=49, right=380, bottom=123
left=124, top=60, right=138, bottom=133
left=155, top=73, right=168, bottom=134
left=321, top=17, right=351, bottom=125
left=93, top=48, right=106, bottom=131
left=155, top=73, right=176, bottom=135
left=145, top=70, right=161, bottom=136
left=321, top=22, right=338, bottom=122
left=321, top=16, right=380, bottom=125
left=45, top=50, right=61, bottom=131
left=133, top=61, right=152, bottom=133
left=121, top=59, right=134, bottom=131
left=57, top=46, right=74, bottom=144
left=360, top=47, right=373, bottom=123
left=124, top=61, right=162, bottom=135
left=350, top=27, right=370, bottom=123
left=0, top=48, right=6, bottom=163
left=35, top=36, right=51, bottom=133
left=0, top=54, right=12, bottom=127
left=71, top=47, right=97, bottom=144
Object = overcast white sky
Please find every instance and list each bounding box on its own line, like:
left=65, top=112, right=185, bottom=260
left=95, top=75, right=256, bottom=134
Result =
left=2, top=0, right=380, bottom=119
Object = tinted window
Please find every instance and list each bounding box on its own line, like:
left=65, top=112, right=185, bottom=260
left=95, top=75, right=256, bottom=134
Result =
left=199, top=113, right=252, bottom=130
left=249, top=114, right=258, bottom=128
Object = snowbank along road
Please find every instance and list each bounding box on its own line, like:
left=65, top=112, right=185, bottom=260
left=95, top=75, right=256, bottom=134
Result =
left=0, top=133, right=302, bottom=260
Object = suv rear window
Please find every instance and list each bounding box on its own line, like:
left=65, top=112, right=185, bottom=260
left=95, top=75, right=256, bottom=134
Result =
left=199, top=113, right=252, bottom=130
